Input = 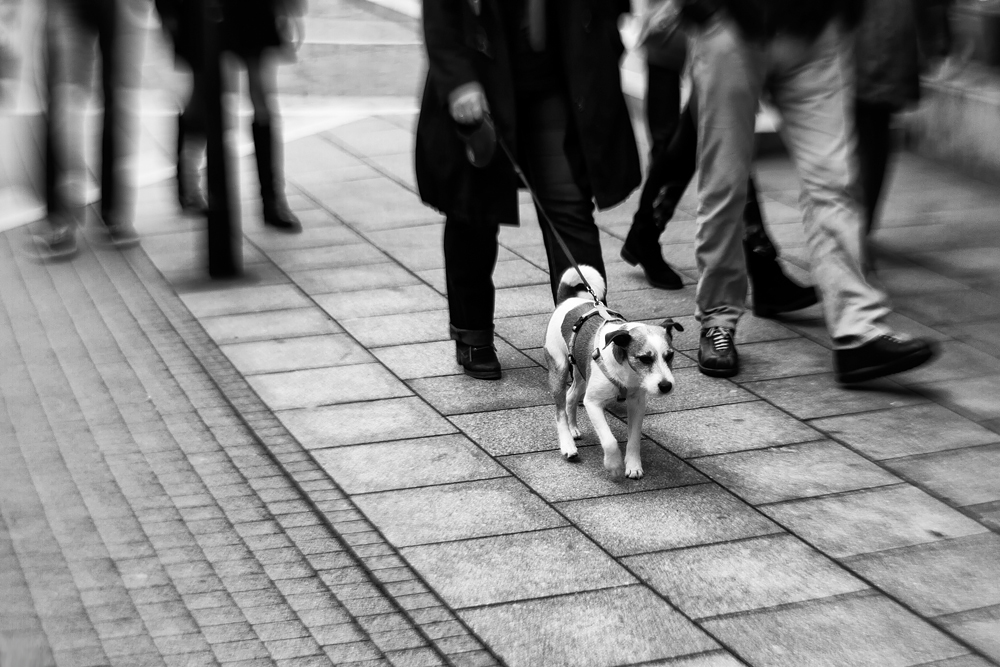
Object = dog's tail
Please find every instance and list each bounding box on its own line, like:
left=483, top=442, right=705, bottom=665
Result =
left=555, top=265, right=607, bottom=304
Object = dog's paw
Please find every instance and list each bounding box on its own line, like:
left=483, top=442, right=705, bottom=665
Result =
left=570, top=425, right=582, bottom=440
left=603, top=451, right=625, bottom=478
left=624, top=464, right=644, bottom=480
left=560, top=442, right=579, bottom=461
left=563, top=451, right=580, bottom=462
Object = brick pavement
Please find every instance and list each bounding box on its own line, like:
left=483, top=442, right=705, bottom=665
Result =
left=2, top=0, right=1000, bottom=665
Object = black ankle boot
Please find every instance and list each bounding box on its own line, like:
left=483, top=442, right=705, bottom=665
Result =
left=456, top=342, right=501, bottom=380
left=177, top=115, right=207, bottom=216
left=252, top=121, right=301, bottom=232
left=621, top=212, right=683, bottom=290
left=745, top=240, right=819, bottom=318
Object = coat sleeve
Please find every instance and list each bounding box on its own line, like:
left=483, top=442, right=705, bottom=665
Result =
left=422, top=0, right=480, bottom=107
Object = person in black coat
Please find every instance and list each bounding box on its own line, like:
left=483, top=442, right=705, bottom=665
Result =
left=415, top=0, right=642, bottom=380
left=155, top=0, right=305, bottom=230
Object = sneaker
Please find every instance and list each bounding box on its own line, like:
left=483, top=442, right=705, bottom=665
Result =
left=834, top=333, right=938, bottom=384
left=456, top=342, right=502, bottom=380
left=33, top=223, right=78, bottom=260
left=698, top=326, right=738, bottom=378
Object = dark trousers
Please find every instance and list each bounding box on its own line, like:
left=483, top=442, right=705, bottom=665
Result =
left=855, top=99, right=894, bottom=234
left=644, top=63, right=682, bottom=167
left=45, top=0, right=122, bottom=226
left=444, top=90, right=603, bottom=345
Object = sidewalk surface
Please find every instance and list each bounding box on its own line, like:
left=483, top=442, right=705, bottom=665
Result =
left=2, top=1, right=1000, bottom=666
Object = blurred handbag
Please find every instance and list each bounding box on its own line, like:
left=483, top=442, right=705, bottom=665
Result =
left=639, top=0, right=688, bottom=71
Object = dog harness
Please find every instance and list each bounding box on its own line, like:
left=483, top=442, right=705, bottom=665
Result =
left=560, top=302, right=628, bottom=390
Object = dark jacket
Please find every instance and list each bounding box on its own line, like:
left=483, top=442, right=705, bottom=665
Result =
left=682, top=0, right=862, bottom=39
left=853, top=0, right=921, bottom=110
left=415, top=0, right=641, bottom=226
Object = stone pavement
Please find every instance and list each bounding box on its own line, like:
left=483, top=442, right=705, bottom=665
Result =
left=2, top=0, right=1000, bottom=665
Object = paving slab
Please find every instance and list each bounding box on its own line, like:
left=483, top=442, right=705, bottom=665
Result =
left=742, top=373, right=929, bottom=420
left=624, top=533, right=868, bottom=619
left=372, top=339, right=536, bottom=379
left=937, top=606, right=1000, bottom=663
left=882, top=443, right=1000, bottom=507
left=701, top=592, right=967, bottom=666
left=352, top=478, right=567, bottom=547
left=246, top=363, right=412, bottom=409
left=221, top=334, right=375, bottom=375
left=499, top=442, right=707, bottom=502
left=408, top=367, right=552, bottom=415
left=310, top=434, right=507, bottom=494
left=289, top=262, right=422, bottom=296
left=315, top=285, right=449, bottom=320
left=761, top=485, right=989, bottom=559
left=692, top=440, right=900, bottom=505
left=181, top=284, right=313, bottom=318
left=809, top=403, right=999, bottom=460
left=199, top=309, right=343, bottom=345
left=843, top=532, right=1000, bottom=617
left=400, top=527, right=635, bottom=608
left=459, top=586, right=718, bottom=667
left=557, top=485, right=782, bottom=556
left=640, top=401, right=824, bottom=458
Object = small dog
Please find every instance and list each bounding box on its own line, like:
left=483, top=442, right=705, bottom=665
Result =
left=544, top=266, right=683, bottom=479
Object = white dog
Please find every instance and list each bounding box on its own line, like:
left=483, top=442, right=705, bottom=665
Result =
left=544, top=266, right=683, bottom=479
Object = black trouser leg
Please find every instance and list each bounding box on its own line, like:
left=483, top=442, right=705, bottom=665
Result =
left=855, top=100, right=894, bottom=235
left=517, top=91, right=604, bottom=300
left=635, top=102, right=698, bottom=227
left=644, top=64, right=681, bottom=165
left=96, top=0, right=121, bottom=226
left=444, top=217, right=499, bottom=346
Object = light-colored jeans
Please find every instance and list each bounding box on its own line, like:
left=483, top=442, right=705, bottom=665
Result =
left=689, top=17, right=891, bottom=349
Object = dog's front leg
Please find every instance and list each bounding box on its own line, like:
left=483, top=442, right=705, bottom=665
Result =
left=624, top=391, right=648, bottom=479
left=583, top=386, right=623, bottom=477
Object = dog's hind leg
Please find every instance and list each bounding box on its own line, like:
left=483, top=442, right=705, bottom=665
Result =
left=565, top=368, right=586, bottom=440
left=623, top=391, right=648, bottom=479
left=546, top=352, right=579, bottom=460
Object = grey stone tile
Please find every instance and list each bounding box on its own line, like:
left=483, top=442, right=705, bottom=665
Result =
left=246, top=364, right=411, bottom=409
left=277, top=397, right=456, bottom=449
left=844, top=533, right=1000, bottom=617
left=623, top=534, right=868, bottom=619
left=269, top=244, right=391, bottom=272
left=311, top=434, right=507, bottom=494
left=181, top=284, right=312, bottom=318
left=494, top=313, right=552, bottom=349
left=701, top=592, right=965, bottom=666
left=499, top=442, right=706, bottom=502
left=289, top=263, right=422, bottom=296
left=605, top=287, right=699, bottom=321
left=892, top=339, right=1000, bottom=385
left=200, top=309, right=342, bottom=345
left=917, top=656, right=996, bottom=667
left=459, top=586, right=717, bottom=667
left=883, top=443, right=1000, bottom=507
left=809, top=403, right=999, bottom=460
left=316, top=178, right=441, bottom=232
left=221, top=335, right=373, bottom=375
left=557, top=485, right=781, bottom=556
left=636, top=367, right=758, bottom=415
left=730, top=338, right=833, bottom=382
left=400, top=527, right=635, bottom=608
left=937, top=606, right=1000, bottom=663
left=408, top=368, right=552, bottom=415
left=247, top=224, right=363, bottom=250
left=341, top=310, right=451, bottom=348
left=893, top=290, right=1000, bottom=325
left=371, top=340, right=536, bottom=380
left=761, top=485, right=988, bottom=559
left=493, top=284, right=555, bottom=318
left=642, top=652, right=746, bottom=667
left=910, top=374, right=1000, bottom=421
left=693, top=440, right=899, bottom=505
left=640, top=401, right=823, bottom=458
left=315, top=285, right=448, bottom=320
left=352, top=478, right=566, bottom=547
left=742, top=374, right=927, bottom=420
left=449, top=405, right=628, bottom=457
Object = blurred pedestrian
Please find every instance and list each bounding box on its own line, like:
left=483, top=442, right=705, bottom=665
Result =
left=678, top=0, right=938, bottom=383
left=155, top=0, right=306, bottom=231
left=416, top=0, right=641, bottom=380
left=37, top=0, right=138, bottom=258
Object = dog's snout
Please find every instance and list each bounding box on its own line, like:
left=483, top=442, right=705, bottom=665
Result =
left=657, top=380, right=673, bottom=394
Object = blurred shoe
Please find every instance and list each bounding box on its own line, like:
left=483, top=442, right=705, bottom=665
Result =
left=179, top=189, right=208, bottom=217
left=253, top=120, right=302, bottom=234
left=263, top=199, right=302, bottom=233
left=456, top=342, right=501, bottom=380
left=100, top=222, right=140, bottom=248
left=834, top=333, right=938, bottom=384
left=745, top=238, right=818, bottom=318
left=621, top=212, right=684, bottom=290
left=33, top=223, right=78, bottom=260
left=698, top=326, right=738, bottom=377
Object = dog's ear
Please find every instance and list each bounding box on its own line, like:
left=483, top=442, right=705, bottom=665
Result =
left=604, top=328, right=632, bottom=349
left=659, top=318, right=684, bottom=334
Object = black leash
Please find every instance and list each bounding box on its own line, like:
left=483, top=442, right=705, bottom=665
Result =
left=485, top=111, right=603, bottom=306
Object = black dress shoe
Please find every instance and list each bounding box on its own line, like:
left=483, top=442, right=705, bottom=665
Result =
left=698, top=326, right=738, bottom=378
left=456, top=343, right=502, bottom=380
left=835, top=334, right=939, bottom=384
left=621, top=214, right=684, bottom=290
left=263, top=200, right=302, bottom=233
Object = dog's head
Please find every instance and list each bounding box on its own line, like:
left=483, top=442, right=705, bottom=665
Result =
left=603, top=318, right=684, bottom=395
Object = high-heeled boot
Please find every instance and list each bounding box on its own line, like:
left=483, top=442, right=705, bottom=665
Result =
left=252, top=121, right=301, bottom=232
left=621, top=208, right=684, bottom=290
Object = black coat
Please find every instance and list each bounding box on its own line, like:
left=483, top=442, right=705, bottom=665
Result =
left=853, top=0, right=921, bottom=110
left=415, top=0, right=641, bottom=226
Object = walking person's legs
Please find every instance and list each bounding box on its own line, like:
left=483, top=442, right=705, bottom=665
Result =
left=445, top=218, right=502, bottom=379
